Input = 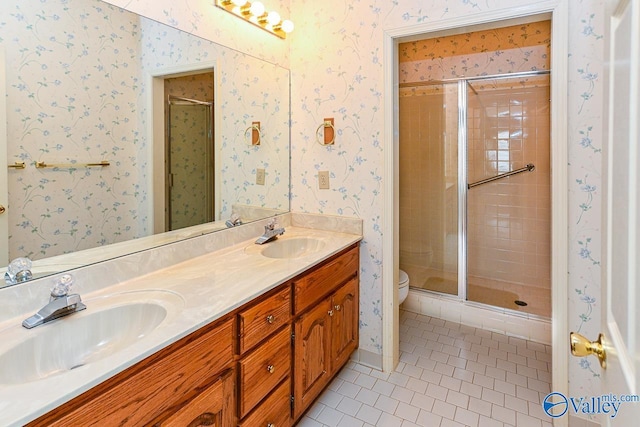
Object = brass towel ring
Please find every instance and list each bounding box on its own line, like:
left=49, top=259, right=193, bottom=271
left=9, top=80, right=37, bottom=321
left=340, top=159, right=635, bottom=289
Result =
left=244, top=124, right=262, bottom=146
left=315, top=120, right=336, bottom=145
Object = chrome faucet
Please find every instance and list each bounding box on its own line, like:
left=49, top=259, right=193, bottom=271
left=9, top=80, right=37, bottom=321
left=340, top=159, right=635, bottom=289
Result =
left=255, top=218, right=285, bottom=245
left=22, top=274, right=86, bottom=329
left=225, top=214, right=243, bottom=228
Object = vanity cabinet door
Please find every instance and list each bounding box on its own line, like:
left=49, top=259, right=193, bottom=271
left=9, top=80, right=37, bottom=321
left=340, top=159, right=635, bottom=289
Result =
left=330, top=277, right=359, bottom=373
left=293, top=298, right=332, bottom=420
left=160, top=369, right=235, bottom=427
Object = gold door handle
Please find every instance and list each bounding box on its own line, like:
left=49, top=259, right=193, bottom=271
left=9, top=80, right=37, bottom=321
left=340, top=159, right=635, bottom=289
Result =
left=266, top=314, right=275, bottom=324
left=0, top=205, right=5, bottom=215
left=267, top=423, right=275, bottom=427
left=334, top=304, right=341, bottom=311
left=267, top=364, right=275, bottom=374
left=570, top=332, right=606, bottom=369
left=328, top=310, right=334, bottom=317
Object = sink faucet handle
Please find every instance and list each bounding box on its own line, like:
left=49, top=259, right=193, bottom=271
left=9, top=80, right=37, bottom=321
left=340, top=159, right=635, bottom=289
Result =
left=266, top=217, right=278, bottom=230
left=4, top=257, right=33, bottom=285
left=50, top=274, right=75, bottom=298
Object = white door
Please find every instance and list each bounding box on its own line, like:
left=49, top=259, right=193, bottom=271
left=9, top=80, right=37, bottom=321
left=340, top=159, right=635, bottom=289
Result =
left=0, top=46, right=8, bottom=265
left=601, top=0, right=639, bottom=425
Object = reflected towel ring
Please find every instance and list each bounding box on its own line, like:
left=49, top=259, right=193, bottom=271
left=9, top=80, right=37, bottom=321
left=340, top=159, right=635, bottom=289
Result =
left=315, top=120, right=336, bottom=145
left=244, top=123, right=262, bottom=146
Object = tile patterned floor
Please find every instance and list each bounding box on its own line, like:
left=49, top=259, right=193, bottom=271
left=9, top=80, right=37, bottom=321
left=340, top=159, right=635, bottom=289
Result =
left=298, top=310, right=553, bottom=427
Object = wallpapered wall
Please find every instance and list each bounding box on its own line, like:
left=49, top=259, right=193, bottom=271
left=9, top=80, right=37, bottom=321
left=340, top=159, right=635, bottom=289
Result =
left=399, top=21, right=551, bottom=81
left=72, top=0, right=605, bottom=414
left=287, top=0, right=603, bottom=412
left=2, top=0, right=289, bottom=260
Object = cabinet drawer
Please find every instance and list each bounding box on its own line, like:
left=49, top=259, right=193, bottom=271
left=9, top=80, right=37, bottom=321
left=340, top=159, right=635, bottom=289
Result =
left=239, top=377, right=291, bottom=427
left=238, top=285, right=291, bottom=354
left=238, top=326, right=291, bottom=418
left=294, top=246, right=358, bottom=314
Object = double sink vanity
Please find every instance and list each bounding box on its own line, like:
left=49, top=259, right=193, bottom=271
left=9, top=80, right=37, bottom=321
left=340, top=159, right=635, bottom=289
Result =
left=0, top=213, right=363, bottom=426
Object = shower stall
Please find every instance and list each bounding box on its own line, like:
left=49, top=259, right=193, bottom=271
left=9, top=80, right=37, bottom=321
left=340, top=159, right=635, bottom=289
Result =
left=166, top=95, right=215, bottom=231
left=399, top=71, right=551, bottom=318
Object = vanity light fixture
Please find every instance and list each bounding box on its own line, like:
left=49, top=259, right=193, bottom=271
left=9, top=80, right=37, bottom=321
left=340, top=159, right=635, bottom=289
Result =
left=215, top=0, right=294, bottom=39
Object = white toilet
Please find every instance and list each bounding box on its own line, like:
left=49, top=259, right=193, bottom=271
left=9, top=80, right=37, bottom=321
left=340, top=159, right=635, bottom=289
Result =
left=398, top=269, right=410, bottom=304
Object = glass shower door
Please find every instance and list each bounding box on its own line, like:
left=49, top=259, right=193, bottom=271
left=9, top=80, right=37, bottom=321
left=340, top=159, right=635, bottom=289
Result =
left=166, top=97, right=214, bottom=231
left=399, top=82, right=459, bottom=295
left=465, top=75, right=551, bottom=317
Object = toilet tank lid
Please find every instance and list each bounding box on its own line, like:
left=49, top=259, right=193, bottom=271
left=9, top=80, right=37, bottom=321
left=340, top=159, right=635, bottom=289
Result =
left=399, top=269, right=409, bottom=285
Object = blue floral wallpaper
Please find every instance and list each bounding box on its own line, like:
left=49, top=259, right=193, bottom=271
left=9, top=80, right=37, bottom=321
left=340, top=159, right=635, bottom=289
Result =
left=52, top=0, right=607, bottom=412
left=2, top=1, right=143, bottom=259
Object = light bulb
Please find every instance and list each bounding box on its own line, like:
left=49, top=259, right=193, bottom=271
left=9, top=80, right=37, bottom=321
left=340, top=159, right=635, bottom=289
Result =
left=266, top=11, right=281, bottom=26
left=281, top=19, right=294, bottom=33
left=250, top=1, right=265, bottom=16
left=231, top=0, right=247, bottom=6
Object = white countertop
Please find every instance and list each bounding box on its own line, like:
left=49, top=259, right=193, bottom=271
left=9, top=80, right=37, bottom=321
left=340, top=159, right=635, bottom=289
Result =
left=0, top=225, right=362, bottom=426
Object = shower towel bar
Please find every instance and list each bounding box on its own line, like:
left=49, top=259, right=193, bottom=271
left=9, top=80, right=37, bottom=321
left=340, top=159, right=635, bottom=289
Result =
left=467, top=163, right=535, bottom=189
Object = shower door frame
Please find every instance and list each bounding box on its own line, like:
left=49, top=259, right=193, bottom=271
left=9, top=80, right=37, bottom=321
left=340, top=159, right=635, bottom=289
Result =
left=166, top=95, right=215, bottom=231
left=382, top=1, right=569, bottom=418
left=148, top=61, right=221, bottom=235
left=399, top=70, right=551, bottom=306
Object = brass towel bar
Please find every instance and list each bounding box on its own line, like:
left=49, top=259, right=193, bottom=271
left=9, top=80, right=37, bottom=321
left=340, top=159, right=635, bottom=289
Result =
left=7, top=162, right=26, bottom=169
left=468, top=163, right=535, bottom=189
left=35, top=160, right=110, bottom=169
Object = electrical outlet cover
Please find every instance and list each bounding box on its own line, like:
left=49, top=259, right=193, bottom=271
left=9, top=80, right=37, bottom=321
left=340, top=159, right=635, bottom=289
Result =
left=318, top=171, right=330, bottom=189
left=256, top=168, right=266, bottom=185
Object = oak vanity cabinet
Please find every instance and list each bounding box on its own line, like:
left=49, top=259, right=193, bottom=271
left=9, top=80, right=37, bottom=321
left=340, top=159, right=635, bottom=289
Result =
left=292, top=246, right=359, bottom=421
left=27, top=243, right=360, bottom=427
left=28, top=317, right=236, bottom=427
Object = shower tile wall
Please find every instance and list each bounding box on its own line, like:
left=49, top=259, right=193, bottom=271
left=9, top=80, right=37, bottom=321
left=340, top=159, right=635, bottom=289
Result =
left=467, top=81, right=551, bottom=317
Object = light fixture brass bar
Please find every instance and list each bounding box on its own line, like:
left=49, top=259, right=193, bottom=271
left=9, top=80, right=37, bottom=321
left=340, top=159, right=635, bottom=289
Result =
left=35, top=160, right=110, bottom=169
left=214, top=0, right=288, bottom=39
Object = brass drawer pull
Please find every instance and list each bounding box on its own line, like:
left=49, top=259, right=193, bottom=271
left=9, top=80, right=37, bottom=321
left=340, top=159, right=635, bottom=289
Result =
left=334, top=304, right=341, bottom=311
left=328, top=310, right=334, bottom=317
left=267, top=364, right=275, bottom=374
left=266, top=314, right=275, bottom=324
left=267, top=423, right=275, bottom=427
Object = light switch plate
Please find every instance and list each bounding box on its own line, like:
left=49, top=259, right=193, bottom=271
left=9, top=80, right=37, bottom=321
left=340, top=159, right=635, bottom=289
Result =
left=318, top=171, right=330, bottom=189
left=256, top=168, right=265, bottom=185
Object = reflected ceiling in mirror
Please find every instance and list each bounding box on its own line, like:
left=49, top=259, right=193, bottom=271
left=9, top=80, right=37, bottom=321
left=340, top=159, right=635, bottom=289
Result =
left=1, top=0, right=291, bottom=275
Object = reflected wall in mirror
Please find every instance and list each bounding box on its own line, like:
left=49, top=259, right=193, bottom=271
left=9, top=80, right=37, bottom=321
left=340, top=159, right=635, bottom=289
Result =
left=0, top=0, right=291, bottom=275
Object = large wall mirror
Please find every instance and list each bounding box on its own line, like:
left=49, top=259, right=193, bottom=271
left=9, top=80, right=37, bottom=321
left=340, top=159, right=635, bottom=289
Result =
left=0, top=0, right=291, bottom=282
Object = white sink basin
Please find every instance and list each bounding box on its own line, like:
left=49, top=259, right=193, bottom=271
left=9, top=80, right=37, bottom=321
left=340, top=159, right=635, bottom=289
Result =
left=260, top=237, right=326, bottom=259
left=0, top=290, right=184, bottom=385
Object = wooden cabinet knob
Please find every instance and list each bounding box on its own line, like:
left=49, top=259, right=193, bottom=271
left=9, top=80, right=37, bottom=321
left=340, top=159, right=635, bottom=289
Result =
left=328, top=310, right=334, bottom=317
left=267, top=364, right=275, bottom=374
left=266, top=314, right=275, bottom=324
left=334, top=304, right=341, bottom=311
